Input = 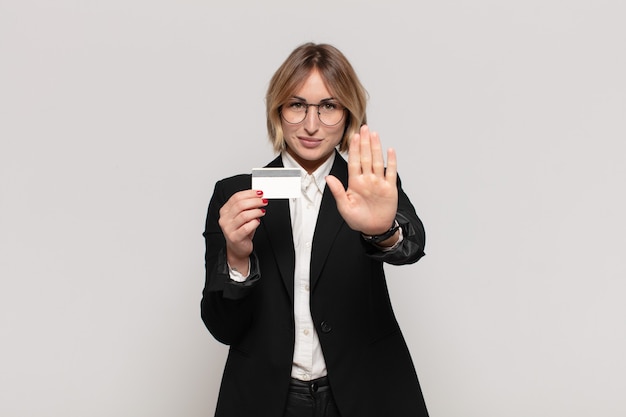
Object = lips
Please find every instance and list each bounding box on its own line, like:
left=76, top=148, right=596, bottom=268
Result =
left=298, top=136, right=322, bottom=148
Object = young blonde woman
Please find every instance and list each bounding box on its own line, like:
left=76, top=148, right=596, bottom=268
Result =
left=202, top=43, right=429, bottom=417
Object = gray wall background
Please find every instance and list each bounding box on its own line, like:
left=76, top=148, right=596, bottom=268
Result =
left=1, top=1, right=625, bottom=416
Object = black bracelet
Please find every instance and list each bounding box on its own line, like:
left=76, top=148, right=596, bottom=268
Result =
left=361, top=220, right=400, bottom=244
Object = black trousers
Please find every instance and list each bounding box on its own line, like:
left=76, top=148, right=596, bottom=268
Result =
left=283, top=377, right=341, bottom=417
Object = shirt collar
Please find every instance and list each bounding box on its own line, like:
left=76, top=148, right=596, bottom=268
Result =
left=281, top=151, right=335, bottom=194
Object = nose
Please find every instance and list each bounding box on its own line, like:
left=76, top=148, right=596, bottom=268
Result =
left=303, top=105, right=320, bottom=134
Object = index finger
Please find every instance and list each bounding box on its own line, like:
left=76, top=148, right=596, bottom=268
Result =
left=347, top=131, right=362, bottom=177
left=235, top=188, right=266, bottom=201
left=225, top=189, right=266, bottom=211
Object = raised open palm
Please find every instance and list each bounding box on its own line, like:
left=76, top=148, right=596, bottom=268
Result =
left=325, top=125, right=398, bottom=236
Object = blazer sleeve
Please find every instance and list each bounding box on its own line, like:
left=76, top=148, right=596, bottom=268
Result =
left=363, top=174, right=426, bottom=265
left=201, top=177, right=260, bottom=345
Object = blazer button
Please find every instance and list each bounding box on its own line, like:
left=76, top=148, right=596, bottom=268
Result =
left=320, top=321, right=332, bottom=333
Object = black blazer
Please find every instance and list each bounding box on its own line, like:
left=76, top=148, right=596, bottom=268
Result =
left=202, top=151, right=429, bottom=417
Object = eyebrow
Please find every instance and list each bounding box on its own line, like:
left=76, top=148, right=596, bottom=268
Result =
left=291, top=96, right=337, bottom=103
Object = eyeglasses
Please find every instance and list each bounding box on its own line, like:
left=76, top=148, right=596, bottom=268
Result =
left=280, top=100, right=346, bottom=126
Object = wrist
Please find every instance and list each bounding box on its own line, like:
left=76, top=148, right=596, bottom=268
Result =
left=374, top=229, right=401, bottom=248
left=226, top=253, right=250, bottom=276
left=361, top=220, right=400, bottom=245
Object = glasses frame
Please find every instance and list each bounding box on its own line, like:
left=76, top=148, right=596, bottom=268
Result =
left=280, top=101, right=346, bottom=127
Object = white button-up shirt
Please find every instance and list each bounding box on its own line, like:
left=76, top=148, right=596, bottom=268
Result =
left=282, top=151, right=334, bottom=381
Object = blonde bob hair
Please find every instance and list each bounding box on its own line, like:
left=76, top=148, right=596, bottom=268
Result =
left=266, top=43, right=368, bottom=153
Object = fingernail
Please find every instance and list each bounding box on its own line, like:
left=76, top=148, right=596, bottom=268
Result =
left=260, top=208, right=266, bottom=214
left=262, top=199, right=268, bottom=204
left=256, top=190, right=263, bottom=196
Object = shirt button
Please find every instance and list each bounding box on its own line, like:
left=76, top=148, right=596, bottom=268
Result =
left=303, top=329, right=310, bottom=336
left=304, top=284, right=310, bottom=292
left=307, top=203, right=313, bottom=209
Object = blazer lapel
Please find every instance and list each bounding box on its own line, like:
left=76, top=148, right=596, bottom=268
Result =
left=259, top=155, right=296, bottom=303
left=310, top=152, right=348, bottom=291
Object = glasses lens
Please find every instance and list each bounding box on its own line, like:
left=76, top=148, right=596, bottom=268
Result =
left=281, top=102, right=306, bottom=124
left=319, top=105, right=344, bottom=126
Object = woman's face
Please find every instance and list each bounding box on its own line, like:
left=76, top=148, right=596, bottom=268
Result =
left=281, top=69, right=346, bottom=174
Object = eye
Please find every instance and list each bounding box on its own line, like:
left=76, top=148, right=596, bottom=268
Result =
left=287, top=101, right=305, bottom=110
left=321, top=102, right=338, bottom=111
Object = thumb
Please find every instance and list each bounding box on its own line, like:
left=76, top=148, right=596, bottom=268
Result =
left=325, top=175, right=348, bottom=206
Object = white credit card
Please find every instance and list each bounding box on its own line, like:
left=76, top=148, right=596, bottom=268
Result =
left=251, top=168, right=302, bottom=199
